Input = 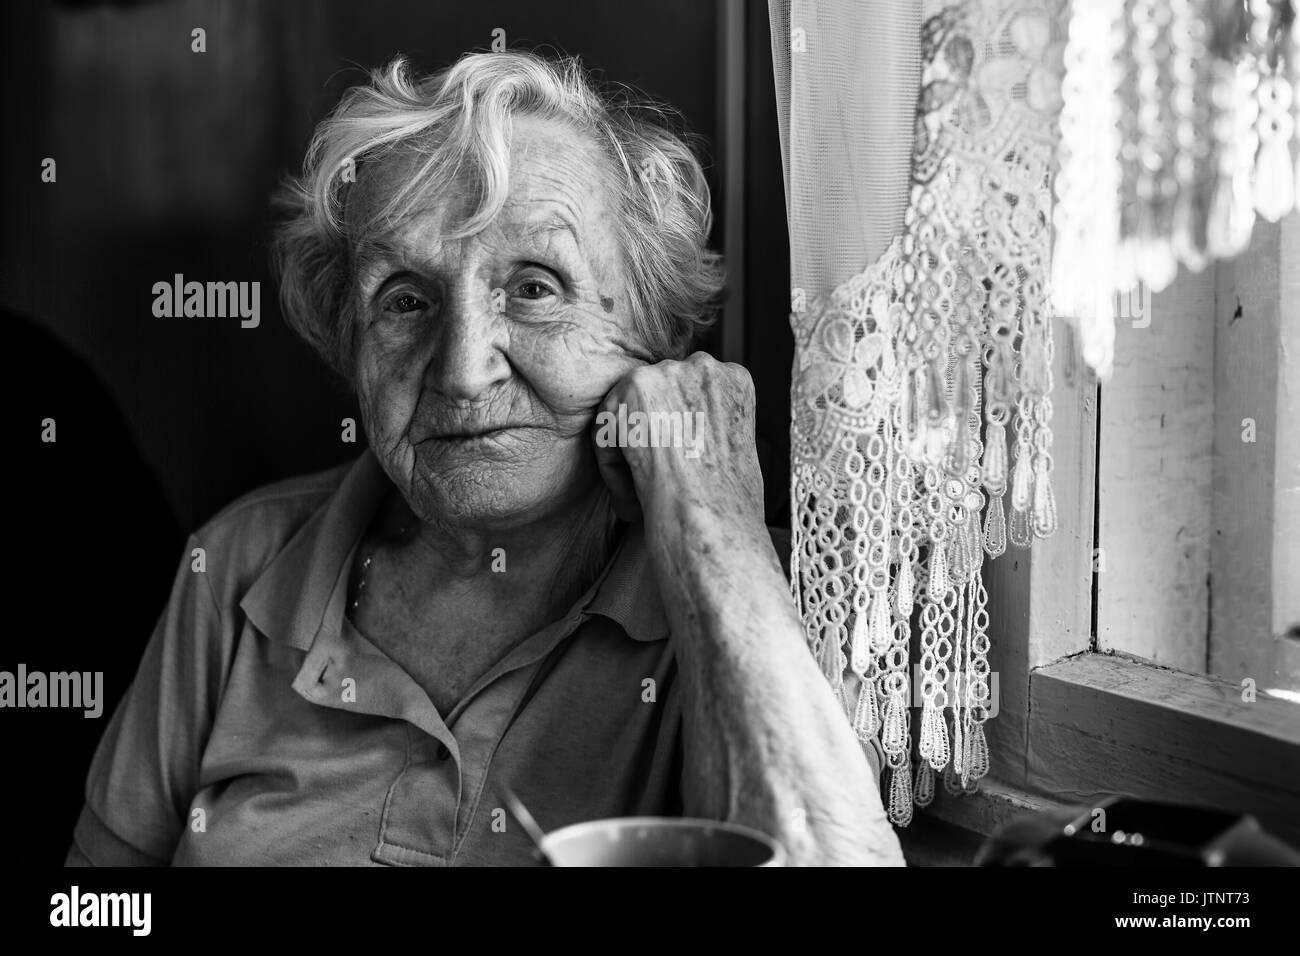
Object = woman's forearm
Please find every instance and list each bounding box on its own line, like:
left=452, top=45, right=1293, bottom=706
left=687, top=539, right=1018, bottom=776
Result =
left=647, top=504, right=905, bottom=867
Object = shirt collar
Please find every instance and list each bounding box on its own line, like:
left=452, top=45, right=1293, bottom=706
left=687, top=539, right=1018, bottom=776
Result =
left=581, top=519, right=670, bottom=643
left=239, top=449, right=669, bottom=651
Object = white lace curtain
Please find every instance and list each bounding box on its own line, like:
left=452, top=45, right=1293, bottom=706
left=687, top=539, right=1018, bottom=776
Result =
left=774, top=0, right=1069, bottom=826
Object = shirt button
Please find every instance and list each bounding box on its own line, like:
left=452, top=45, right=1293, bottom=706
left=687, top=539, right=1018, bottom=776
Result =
left=436, top=743, right=451, bottom=762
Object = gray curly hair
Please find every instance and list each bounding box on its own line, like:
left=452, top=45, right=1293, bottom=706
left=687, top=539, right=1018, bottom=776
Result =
left=271, top=50, right=725, bottom=384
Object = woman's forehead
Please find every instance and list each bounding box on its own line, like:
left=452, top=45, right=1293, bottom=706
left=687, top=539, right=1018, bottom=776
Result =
left=349, top=116, right=616, bottom=257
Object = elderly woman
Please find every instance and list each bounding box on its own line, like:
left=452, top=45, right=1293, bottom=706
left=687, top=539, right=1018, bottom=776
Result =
left=67, top=51, right=902, bottom=867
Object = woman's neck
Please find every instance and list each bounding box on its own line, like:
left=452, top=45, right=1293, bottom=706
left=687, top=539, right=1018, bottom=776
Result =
left=372, top=482, right=621, bottom=626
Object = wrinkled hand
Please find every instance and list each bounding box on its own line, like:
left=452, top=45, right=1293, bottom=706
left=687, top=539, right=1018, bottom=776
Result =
left=592, top=352, right=765, bottom=534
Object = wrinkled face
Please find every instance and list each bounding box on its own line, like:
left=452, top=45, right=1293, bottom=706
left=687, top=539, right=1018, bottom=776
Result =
left=349, top=116, right=652, bottom=529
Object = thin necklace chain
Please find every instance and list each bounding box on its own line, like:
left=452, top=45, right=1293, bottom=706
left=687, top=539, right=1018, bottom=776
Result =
left=349, top=503, right=413, bottom=617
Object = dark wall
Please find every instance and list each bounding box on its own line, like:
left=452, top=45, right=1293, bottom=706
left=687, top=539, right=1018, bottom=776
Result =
left=0, top=0, right=789, bottom=867
left=744, top=6, right=793, bottom=525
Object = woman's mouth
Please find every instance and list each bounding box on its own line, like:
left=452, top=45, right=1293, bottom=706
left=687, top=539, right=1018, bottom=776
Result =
left=422, top=425, right=533, bottom=445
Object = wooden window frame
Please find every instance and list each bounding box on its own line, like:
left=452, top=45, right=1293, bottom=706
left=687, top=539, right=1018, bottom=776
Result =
left=923, top=215, right=1300, bottom=849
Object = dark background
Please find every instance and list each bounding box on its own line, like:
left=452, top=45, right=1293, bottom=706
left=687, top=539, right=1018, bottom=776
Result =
left=1, top=0, right=792, bottom=866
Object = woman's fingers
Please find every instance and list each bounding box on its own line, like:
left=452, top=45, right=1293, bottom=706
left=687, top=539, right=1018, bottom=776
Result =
left=591, top=352, right=763, bottom=525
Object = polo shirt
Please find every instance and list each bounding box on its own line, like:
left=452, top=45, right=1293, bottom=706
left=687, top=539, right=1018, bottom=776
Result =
left=68, top=450, right=683, bottom=866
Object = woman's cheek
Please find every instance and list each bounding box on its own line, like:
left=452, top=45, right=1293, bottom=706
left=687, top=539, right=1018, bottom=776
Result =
left=508, top=321, right=639, bottom=423
left=356, top=344, right=421, bottom=453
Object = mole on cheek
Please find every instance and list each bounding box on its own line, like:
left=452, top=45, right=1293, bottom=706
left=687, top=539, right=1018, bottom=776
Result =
left=599, top=294, right=615, bottom=314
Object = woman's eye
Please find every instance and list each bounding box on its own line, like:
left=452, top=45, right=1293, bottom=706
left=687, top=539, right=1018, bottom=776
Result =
left=383, top=292, right=426, bottom=314
left=514, top=279, right=555, bottom=301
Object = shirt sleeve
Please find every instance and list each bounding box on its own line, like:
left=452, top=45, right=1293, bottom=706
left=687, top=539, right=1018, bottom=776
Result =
left=66, top=534, right=227, bottom=866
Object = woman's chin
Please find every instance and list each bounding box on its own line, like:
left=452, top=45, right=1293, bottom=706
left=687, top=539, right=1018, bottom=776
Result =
left=407, top=462, right=595, bottom=529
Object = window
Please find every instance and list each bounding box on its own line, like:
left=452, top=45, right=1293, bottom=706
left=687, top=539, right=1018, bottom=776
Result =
left=1099, top=214, right=1299, bottom=693
left=924, top=212, right=1300, bottom=850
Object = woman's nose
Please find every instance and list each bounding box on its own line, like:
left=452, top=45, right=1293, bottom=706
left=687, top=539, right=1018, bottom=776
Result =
left=427, top=286, right=510, bottom=402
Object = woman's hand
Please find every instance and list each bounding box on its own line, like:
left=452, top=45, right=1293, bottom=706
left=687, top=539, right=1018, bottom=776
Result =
left=593, top=351, right=903, bottom=866
left=591, top=351, right=766, bottom=534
